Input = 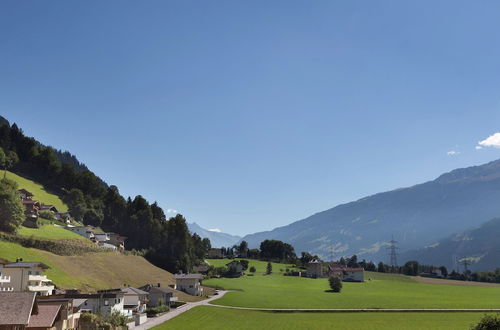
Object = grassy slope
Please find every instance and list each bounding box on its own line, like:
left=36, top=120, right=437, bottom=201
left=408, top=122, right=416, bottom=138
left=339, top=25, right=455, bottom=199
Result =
left=204, top=259, right=500, bottom=309
left=0, top=240, right=199, bottom=302
left=17, top=225, right=88, bottom=241
left=5, top=170, right=68, bottom=211
left=155, top=306, right=485, bottom=330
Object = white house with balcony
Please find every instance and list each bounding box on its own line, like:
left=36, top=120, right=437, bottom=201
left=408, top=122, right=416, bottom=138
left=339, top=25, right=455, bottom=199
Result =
left=173, top=273, right=203, bottom=296
left=0, top=265, right=13, bottom=292
left=0, top=261, right=54, bottom=296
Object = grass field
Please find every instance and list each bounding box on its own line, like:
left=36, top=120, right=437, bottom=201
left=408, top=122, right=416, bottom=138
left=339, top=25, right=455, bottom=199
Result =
left=206, top=258, right=299, bottom=273
left=204, top=259, right=500, bottom=309
left=17, top=225, right=88, bottom=241
left=154, top=306, right=487, bottom=330
left=5, top=170, right=68, bottom=211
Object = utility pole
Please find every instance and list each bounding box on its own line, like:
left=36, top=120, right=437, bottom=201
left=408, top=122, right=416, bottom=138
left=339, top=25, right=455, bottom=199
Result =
left=387, top=235, right=399, bottom=271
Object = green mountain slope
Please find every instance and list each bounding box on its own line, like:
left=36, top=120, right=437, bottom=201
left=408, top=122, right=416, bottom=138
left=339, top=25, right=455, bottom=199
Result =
left=5, top=170, right=68, bottom=212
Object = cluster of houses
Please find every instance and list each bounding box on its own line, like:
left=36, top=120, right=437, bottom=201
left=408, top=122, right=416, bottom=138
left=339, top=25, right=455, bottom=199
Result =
left=0, top=259, right=207, bottom=330
left=19, top=189, right=70, bottom=225
left=306, top=259, right=365, bottom=282
left=65, top=225, right=127, bottom=251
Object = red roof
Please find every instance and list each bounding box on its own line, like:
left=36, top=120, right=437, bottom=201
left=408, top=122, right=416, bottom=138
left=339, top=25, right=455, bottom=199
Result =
left=27, top=305, right=60, bottom=328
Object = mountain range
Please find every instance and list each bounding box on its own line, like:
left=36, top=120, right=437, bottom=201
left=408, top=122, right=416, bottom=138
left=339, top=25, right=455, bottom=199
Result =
left=401, top=217, right=500, bottom=272
left=241, top=159, right=500, bottom=268
left=188, top=222, right=241, bottom=248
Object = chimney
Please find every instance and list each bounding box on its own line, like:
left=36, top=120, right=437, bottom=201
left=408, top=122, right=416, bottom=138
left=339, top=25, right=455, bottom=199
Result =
left=157, top=283, right=161, bottom=288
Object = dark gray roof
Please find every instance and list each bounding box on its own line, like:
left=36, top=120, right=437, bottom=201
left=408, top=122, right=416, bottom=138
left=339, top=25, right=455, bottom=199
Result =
left=122, top=287, right=148, bottom=295
left=173, top=273, right=203, bottom=280
left=4, top=262, right=50, bottom=269
left=138, top=284, right=175, bottom=294
left=0, top=292, right=36, bottom=325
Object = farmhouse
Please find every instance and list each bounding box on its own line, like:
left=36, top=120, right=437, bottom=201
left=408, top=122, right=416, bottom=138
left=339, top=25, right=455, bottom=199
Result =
left=173, top=274, right=203, bottom=296
left=65, top=226, right=96, bottom=239
left=0, top=261, right=54, bottom=296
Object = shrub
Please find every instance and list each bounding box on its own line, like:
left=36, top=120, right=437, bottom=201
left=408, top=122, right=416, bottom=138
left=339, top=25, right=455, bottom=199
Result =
left=471, top=314, right=500, bottom=330
left=146, top=305, right=169, bottom=317
left=266, top=262, right=272, bottom=275
left=38, top=210, right=55, bottom=221
left=249, top=266, right=256, bottom=273
left=329, top=276, right=343, bottom=293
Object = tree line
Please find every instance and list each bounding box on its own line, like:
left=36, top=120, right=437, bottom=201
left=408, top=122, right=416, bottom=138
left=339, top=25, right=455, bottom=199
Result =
left=0, top=117, right=210, bottom=273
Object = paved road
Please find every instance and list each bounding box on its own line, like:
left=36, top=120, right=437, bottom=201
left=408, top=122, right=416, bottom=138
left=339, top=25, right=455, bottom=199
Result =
left=134, top=291, right=228, bottom=330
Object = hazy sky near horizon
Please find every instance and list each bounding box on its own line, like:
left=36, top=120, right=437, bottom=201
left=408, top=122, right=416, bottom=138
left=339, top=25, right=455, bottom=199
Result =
left=2, top=1, right=500, bottom=236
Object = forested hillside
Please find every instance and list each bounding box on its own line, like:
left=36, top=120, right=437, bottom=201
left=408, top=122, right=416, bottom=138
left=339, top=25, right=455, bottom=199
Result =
left=0, top=115, right=210, bottom=273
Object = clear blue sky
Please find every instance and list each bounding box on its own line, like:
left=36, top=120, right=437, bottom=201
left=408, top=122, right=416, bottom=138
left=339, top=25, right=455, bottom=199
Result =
left=2, top=1, right=500, bottom=236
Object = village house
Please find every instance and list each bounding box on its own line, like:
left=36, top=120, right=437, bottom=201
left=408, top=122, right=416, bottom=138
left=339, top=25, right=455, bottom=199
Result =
left=21, top=199, right=40, bottom=220
left=306, top=259, right=323, bottom=278
left=18, top=189, right=34, bottom=200
left=0, top=261, right=54, bottom=296
left=36, top=297, right=84, bottom=330
left=107, top=232, right=127, bottom=250
left=0, top=267, right=12, bottom=292
left=207, top=248, right=224, bottom=259
left=0, top=292, right=37, bottom=330
left=121, top=287, right=148, bottom=316
left=39, top=205, right=58, bottom=214
left=0, top=292, right=64, bottom=330
left=62, top=289, right=125, bottom=316
left=138, top=284, right=178, bottom=308
left=65, top=226, right=95, bottom=240
left=173, top=274, right=203, bottom=296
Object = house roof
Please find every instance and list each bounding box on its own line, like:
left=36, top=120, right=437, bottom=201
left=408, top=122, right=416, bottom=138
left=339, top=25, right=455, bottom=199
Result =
left=18, top=189, right=34, bottom=196
left=27, top=304, right=60, bottom=328
left=122, top=287, right=149, bottom=295
left=3, top=262, right=50, bottom=269
left=138, top=284, right=175, bottom=294
left=173, top=273, right=203, bottom=280
left=0, top=292, right=36, bottom=325
left=22, top=199, right=40, bottom=205
left=40, top=205, right=58, bottom=211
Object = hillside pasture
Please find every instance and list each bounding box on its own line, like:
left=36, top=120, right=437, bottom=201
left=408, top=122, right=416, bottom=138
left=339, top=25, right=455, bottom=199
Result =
left=17, top=225, right=88, bottom=241
left=0, top=240, right=200, bottom=301
left=5, top=170, right=68, bottom=211
left=203, top=260, right=500, bottom=309
left=154, top=306, right=485, bottom=330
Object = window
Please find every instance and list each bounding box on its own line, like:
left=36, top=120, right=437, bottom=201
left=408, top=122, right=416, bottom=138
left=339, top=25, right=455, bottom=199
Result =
left=104, top=300, right=109, bottom=306
left=189, top=285, right=193, bottom=288
left=28, top=271, right=32, bottom=275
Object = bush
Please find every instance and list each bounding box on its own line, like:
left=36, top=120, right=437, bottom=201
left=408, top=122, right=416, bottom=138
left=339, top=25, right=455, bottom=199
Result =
left=329, top=276, right=343, bottom=293
left=266, top=262, right=272, bottom=275
left=249, top=266, right=256, bottom=273
left=38, top=210, right=55, bottom=221
left=471, top=314, right=500, bottom=330
left=146, top=305, right=169, bottom=317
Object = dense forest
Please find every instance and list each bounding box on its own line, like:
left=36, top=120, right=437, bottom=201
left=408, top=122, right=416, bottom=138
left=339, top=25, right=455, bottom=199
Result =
left=0, top=116, right=209, bottom=273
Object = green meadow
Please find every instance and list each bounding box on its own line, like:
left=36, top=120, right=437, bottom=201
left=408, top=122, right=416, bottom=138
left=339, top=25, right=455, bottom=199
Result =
left=17, top=225, right=87, bottom=241
left=5, top=170, right=68, bottom=211
left=204, top=259, right=500, bottom=309
left=154, top=306, right=487, bottom=330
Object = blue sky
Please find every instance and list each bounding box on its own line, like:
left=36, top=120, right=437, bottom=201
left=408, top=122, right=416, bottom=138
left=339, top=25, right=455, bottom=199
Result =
left=2, top=1, right=500, bottom=236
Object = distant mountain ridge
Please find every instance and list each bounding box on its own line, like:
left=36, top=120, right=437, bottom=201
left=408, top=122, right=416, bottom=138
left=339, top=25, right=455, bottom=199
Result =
left=401, top=217, right=500, bottom=272
left=188, top=222, right=241, bottom=248
left=241, top=159, right=500, bottom=263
